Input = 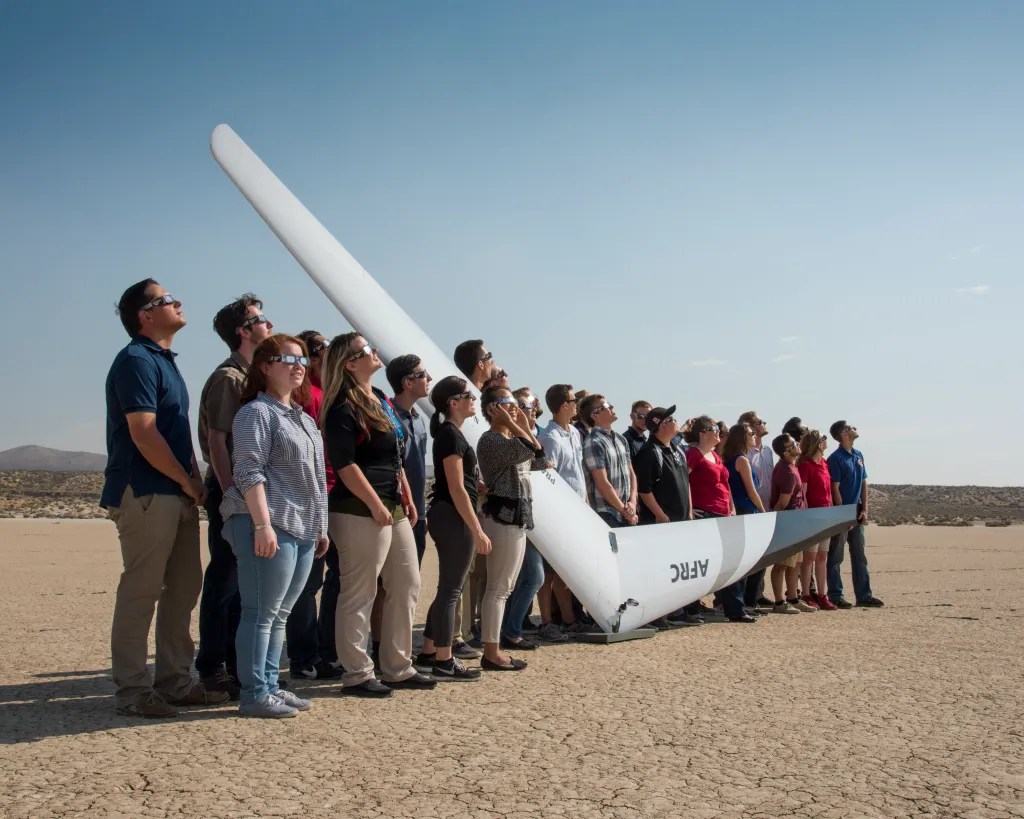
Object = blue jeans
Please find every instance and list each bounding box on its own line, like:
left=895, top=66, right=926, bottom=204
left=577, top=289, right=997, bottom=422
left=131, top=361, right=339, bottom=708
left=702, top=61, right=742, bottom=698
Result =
left=827, top=524, right=873, bottom=603
left=224, top=515, right=315, bottom=706
left=502, top=541, right=544, bottom=639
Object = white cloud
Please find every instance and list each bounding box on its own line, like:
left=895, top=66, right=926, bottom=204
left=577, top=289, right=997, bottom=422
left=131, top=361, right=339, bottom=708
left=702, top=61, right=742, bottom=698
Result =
left=780, top=336, right=798, bottom=343
left=771, top=354, right=797, bottom=363
left=689, top=359, right=726, bottom=368
left=956, top=285, right=991, bottom=296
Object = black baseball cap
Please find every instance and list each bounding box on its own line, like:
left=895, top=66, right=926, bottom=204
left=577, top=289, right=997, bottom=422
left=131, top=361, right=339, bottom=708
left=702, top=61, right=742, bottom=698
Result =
left=645, top=405, right=677, bottom=433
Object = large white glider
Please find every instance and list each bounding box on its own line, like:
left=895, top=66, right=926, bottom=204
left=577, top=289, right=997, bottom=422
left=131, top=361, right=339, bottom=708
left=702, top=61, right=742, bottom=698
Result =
left=210, top=124, right=856, bottom=633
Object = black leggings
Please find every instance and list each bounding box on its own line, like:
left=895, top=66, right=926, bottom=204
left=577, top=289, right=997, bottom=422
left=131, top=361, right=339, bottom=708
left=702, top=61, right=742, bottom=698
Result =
left=423, top=501, right=476, bottom=648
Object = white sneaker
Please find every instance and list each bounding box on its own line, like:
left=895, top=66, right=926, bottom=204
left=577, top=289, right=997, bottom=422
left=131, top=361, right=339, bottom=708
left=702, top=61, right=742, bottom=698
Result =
left=239, top=693, right=298, bottom=718
left=792, top=598, right=817, bottom=612
left=275, top=689, right=311, bottom=711
left=773, top=602, right=801, bottom=615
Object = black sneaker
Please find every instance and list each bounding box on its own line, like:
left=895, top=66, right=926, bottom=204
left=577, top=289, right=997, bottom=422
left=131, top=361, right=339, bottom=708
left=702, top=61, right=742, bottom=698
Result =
left=339, top=678, right=392, bottom=698
left=521, top=615, right=538, bottom=632
left=200, top=667, right=241, bottom=700
left=452, top=640, right=482, bottom=660
left=385, top=672, right=438, bottom=690
left=833, top=597, right=854, bottom=609
left=857, top=596, right=885, bottom=608
left=413, top=651, right=436, bottom=671
left=291, top=660, right=343, bottom=681
left=755, top=596, right=775, bottom=608
left=499, top=635, right=538, bottom=651
left=432, top=657, right=481, bottom=682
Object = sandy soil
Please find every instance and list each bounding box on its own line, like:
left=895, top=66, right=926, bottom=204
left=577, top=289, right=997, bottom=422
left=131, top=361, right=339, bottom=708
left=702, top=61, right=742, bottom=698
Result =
left=1, top=520, right=1022, bottom=818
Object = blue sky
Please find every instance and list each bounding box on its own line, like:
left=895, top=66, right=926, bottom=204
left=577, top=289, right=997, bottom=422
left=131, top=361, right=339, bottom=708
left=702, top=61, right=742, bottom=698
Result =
left=1, top=1, right=1020, bottom=485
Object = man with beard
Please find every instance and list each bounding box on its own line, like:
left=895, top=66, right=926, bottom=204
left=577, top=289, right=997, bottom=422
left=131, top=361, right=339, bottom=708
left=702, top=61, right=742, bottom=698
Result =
left=623, top=400, right=651, bottom=460
left=195, top=294, right=274, bottom=697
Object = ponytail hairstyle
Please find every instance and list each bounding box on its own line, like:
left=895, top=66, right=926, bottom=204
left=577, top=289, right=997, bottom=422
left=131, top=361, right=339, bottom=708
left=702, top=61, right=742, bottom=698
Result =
left=683, top=414, right=716, bottom=445
left=798, top=429, right=825, bottom=463
left=319, top=331, right=392, bottom=434
left=240, top=334, right=311, bottom=406
left=429, top=375, right=470, bottom=437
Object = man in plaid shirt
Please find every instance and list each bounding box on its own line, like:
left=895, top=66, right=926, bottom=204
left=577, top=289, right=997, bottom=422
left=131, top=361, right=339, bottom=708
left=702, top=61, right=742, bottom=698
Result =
left=580, top=393, right=638, bottom=527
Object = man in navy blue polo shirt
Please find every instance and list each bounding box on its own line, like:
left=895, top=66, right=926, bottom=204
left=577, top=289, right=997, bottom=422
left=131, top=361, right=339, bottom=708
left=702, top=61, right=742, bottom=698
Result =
left=102, top=279, right=229, bottom=718
left=825, top=420, right=884, bottom=609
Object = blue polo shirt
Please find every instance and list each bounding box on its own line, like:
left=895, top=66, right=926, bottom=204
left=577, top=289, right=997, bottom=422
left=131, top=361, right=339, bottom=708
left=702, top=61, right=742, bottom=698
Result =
left=827, top=446, right=869, bottom=505
left=393, top=400, right=428, bottom=519
left=101, top=336, right=194, bottom=508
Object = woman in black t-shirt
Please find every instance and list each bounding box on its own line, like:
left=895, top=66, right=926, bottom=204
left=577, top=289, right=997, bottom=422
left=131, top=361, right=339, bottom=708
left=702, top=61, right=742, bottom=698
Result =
left=417, top=376, right=492, bottom=681
left=321, top=332, right=434, bottom=698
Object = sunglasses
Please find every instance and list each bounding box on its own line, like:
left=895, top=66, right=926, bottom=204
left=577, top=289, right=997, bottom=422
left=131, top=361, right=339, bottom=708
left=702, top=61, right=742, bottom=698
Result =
left=701, top=426, right=718, bottom=434
left=632, top=412, right=647, bottom=420
left=591, top=403, right=614, bottom=416
left=352, top=344, right=378, bottom=360
left=141, top=294, right=178, bottom=311
left=405, top=370, right=430, bottom=381
left=268, top=354, right=309, bottom=367
left=517, top=400, right=537, bottom=410
left=452, top=391, right=475, bottom=401
left=478, top=352, right=493, bottom=363
left=308, top=340, right=329, bottom=356
left=490, top=396, right=516, bottom=407
left=240, top=313, right=271, bottom=329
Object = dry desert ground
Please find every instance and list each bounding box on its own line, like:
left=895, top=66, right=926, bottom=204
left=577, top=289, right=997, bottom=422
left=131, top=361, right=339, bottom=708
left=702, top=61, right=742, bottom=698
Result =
left=1, top=520, right=1022, bottom=818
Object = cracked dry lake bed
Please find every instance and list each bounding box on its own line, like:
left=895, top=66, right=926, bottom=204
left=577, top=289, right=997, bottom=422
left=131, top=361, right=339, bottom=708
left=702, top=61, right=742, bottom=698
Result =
left=1, top=520, right=1022, bottom=818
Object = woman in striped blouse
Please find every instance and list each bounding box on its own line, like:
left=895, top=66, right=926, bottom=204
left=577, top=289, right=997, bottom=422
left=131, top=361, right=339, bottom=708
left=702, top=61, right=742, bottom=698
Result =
left=221, top=334, right=329, bottom=718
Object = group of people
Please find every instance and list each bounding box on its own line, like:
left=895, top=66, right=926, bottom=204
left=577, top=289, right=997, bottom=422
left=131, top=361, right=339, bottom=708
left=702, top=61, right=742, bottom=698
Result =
left=102, top=281, right=882, bottom=720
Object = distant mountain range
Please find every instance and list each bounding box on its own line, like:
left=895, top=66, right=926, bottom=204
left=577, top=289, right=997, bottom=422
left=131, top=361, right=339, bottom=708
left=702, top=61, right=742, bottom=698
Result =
left=0, top=445, right=208, bottom=474
left=0, top=446, right=108, bottom=472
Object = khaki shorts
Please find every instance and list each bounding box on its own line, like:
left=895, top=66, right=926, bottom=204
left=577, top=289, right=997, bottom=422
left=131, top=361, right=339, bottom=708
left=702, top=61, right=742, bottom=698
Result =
left=805, top=539, right=830, bottom=555
left=775, top=553, right=800, bottom=569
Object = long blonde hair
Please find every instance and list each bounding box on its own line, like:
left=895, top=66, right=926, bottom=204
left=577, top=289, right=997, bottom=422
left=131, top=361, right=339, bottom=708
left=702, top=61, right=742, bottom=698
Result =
left=798, top=429, right=825, bottom=463
left=320, top=331, right=392, bottom=434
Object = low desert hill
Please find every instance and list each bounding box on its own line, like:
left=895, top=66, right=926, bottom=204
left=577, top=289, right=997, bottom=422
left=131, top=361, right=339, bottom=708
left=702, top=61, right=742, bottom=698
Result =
left=0, top=446, right=107, bottom=472
left=0, top=468, right=1020, bottom=524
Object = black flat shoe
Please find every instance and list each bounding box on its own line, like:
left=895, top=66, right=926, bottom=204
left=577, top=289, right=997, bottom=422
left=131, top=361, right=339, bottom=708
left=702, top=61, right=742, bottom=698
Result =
left=385, top=672, right=438, bottom=690
left=727, top=614, right=758, bottom=623
left=339, top=678, right=393, bottom=698
left=481, top=656, right=528, bottom=671
left=499, top=635, right=538, bottom=651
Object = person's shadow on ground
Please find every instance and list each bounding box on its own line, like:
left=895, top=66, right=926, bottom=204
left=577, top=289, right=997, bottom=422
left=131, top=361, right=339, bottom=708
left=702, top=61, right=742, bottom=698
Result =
left=0, top=666, right=236, bottom=744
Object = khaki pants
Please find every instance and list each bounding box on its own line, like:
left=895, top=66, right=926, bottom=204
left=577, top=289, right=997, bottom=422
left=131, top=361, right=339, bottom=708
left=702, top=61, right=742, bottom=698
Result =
left=331, top=513, right=420, bottom=686
left=109, top=487, right=202, bottom=706
left=480, top=518, right=527, bottom=644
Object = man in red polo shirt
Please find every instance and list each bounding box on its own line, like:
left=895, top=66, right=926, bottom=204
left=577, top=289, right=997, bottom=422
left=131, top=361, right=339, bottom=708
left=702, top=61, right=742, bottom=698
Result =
left=769, top=434, right=816, bottom=614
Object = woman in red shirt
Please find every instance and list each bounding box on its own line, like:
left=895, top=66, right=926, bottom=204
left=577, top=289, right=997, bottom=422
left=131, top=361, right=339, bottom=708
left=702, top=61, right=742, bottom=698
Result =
left=684, top=416, right=753, bottom=623
left=797, top=430, right=837, bottom=611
